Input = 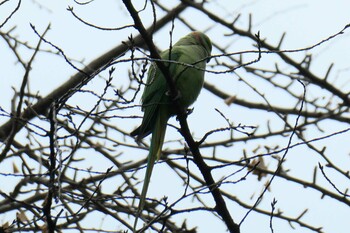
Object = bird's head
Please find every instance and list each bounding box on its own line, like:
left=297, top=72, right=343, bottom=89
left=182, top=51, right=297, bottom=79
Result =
left=175, top=31, right=212, bottom=62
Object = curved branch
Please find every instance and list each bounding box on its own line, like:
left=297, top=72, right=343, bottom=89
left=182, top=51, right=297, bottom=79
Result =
left=0, top=3, right=187, bottom=143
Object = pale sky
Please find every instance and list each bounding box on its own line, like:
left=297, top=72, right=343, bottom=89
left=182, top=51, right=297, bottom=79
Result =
left=1, top=1, right=350, bottom=232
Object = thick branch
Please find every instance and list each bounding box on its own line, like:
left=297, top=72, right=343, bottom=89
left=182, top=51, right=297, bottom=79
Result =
left=0, top=3, right=187, bottom=143
left=122, top=1, right=240, bottom=232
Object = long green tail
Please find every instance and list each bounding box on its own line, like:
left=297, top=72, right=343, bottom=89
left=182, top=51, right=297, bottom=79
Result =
left=133, top=110, right=168, bottom=232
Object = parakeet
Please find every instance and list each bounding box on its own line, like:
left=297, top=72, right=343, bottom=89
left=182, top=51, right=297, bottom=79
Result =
left=131, top=31, right=212, bottom=230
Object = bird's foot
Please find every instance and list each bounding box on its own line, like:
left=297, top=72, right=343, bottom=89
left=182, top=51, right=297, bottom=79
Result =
left=166, top=89, right=182, bottom=101
left=186, top=107, right=194, bottom=115
left=176, top=107, right=193, bottom=121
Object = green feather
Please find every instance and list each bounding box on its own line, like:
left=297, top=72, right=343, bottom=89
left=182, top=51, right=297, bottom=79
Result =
left=131, top=31, right=212, bottom=231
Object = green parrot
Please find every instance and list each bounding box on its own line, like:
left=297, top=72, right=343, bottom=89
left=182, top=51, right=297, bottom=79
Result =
left=131, top=31, right=212, bottom=230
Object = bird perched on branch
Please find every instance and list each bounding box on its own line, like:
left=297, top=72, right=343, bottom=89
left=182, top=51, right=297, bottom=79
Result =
left=131, top=31, right=212, bottom=230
